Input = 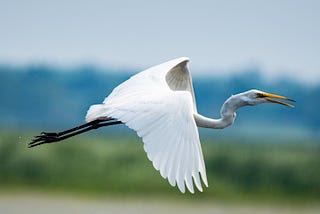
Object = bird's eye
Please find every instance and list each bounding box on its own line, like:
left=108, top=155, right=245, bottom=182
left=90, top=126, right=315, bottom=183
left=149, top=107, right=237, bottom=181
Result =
left=256, top=93, right=266, bottom=98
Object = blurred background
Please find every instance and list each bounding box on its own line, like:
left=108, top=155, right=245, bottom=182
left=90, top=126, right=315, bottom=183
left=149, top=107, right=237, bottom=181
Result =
left=0, top=0, right=319, bottom=213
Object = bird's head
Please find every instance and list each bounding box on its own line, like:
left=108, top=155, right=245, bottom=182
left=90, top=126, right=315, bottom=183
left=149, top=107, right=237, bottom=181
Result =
left=240, top=89, right=295, bottom=107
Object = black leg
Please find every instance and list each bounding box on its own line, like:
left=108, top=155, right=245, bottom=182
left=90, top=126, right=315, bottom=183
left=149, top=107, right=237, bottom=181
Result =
left=28, top=118, right=122, bottom=148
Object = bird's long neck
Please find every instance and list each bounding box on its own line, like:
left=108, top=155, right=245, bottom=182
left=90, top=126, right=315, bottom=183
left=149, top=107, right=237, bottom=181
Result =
left=194, top=93, right=247, bottom=129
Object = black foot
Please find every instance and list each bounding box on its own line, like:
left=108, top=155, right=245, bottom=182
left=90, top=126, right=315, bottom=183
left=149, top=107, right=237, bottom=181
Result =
left=28, top=132, right=60, bottom=148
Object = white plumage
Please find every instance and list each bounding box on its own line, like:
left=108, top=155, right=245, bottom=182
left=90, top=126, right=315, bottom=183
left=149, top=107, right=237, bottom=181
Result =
left=86, top=57, right=208, bottom=193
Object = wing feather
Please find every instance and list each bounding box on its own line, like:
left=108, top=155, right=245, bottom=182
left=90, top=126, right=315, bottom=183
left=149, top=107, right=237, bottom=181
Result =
left=85, top=57, right=208, bottom=193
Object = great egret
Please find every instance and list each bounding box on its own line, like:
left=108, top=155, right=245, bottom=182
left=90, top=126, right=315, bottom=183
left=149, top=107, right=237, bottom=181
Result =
left=29, top=57, right=295, bottom=193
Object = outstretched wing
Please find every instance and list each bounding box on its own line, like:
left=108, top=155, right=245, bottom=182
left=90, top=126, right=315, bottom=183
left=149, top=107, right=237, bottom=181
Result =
left=86, top=57, right=208, bottom=193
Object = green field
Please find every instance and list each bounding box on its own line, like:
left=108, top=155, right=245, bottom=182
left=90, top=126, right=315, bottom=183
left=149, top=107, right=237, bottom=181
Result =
left=0, top=131, right=319, bottom=203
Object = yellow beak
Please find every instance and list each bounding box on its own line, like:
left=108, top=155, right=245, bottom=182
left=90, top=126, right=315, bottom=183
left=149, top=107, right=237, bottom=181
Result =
left=261, top=92, right=296, bottom=108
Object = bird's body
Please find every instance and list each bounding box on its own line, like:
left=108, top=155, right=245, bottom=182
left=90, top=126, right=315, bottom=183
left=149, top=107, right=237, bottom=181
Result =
left=86, top=57, right=207, bottom=193
left=29, top=57, right=295, bottom=193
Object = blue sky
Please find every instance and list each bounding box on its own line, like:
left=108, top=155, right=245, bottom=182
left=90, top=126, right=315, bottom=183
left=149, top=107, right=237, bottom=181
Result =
left=0, top=0, right=319, bottom=83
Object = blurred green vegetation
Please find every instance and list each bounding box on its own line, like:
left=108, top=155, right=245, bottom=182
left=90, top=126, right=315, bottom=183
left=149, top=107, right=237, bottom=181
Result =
left=0, top=131, right=319, bottom=202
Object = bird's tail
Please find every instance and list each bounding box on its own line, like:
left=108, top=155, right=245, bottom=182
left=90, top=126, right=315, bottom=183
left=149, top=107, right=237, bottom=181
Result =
left=85, top=104, right=109, bottom=122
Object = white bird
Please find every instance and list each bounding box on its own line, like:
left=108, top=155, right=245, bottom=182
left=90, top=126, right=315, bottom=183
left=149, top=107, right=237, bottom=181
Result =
left=29, top=57, right=295, bottom=193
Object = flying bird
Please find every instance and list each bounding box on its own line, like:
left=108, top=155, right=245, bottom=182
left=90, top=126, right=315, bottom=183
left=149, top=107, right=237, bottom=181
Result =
left=29, top=57, right=295, bottom=193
